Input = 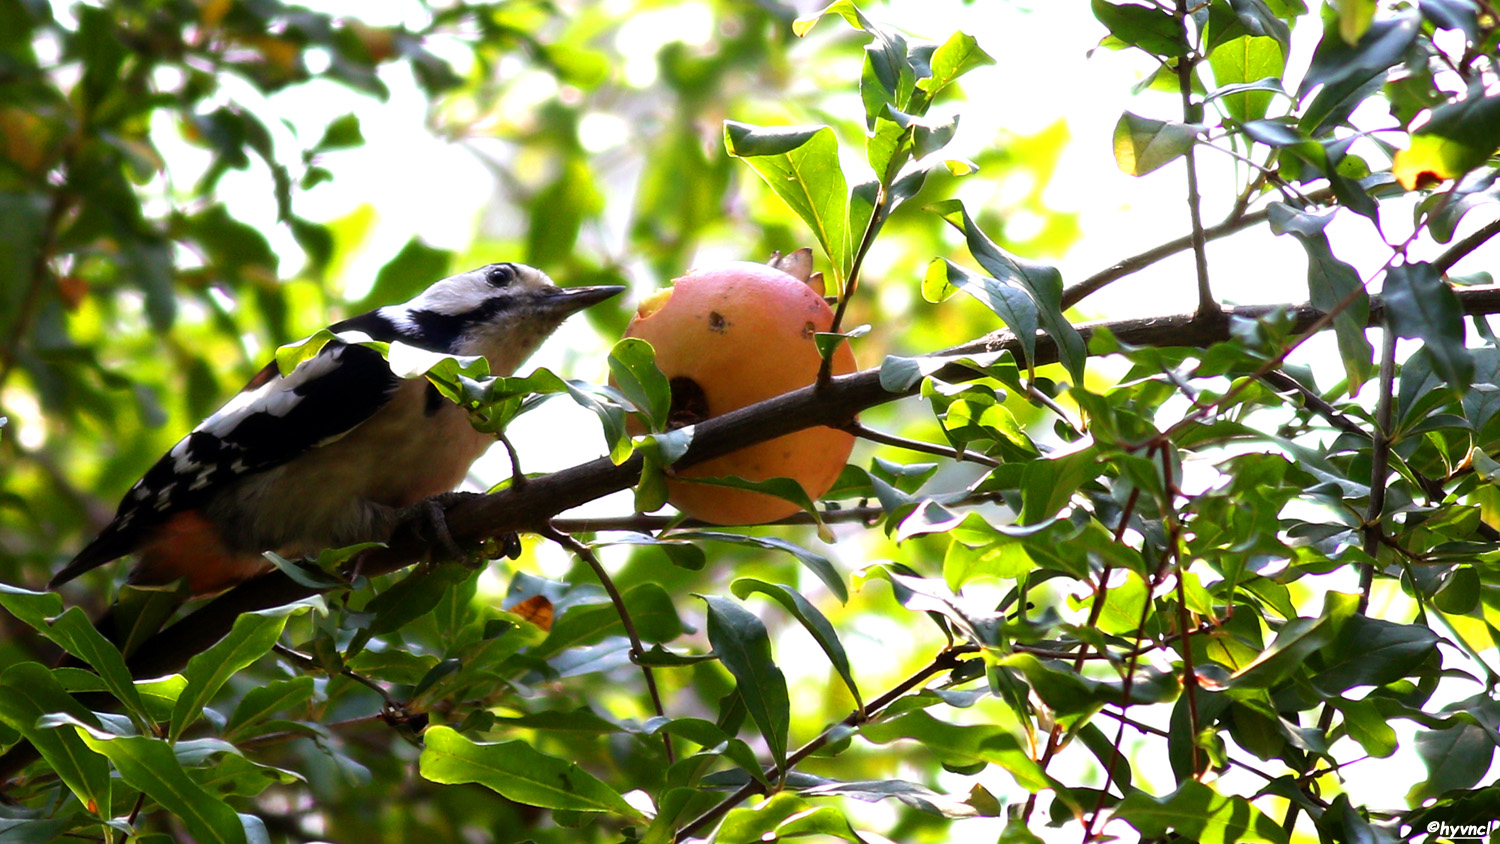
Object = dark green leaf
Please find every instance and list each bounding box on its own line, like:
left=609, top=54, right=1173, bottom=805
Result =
left=72, top=722, right=249, bottom=844
left=1092, top=0, right=1190, bottom=56
left=531, top=583, right=683, bottom=659
left=419, top=726, right=643, bottom=817
left=1114, top=780, right=1288, bottom=844
left=0, top=663, right=110, bottom=812
left=1384, top=262, right=1472, bottom=392
left=607, top=337, right=671, bottom=431
left=1299, top=14, right=1418, bottom=96
left=924, top=258, right=1039, bottom=369
left=725, top=121, right=851, bottom=281
left=169, top=604, right=307, bottom=741
left=860, top=710, right=1049, bottom=791
left=700, top=595, right=790, bottom=772
left=930, top=200, right=1086, bottom=383
left=731, top=578, right=860, bottom=707
left=718, top=792, right=862, bottom=844
left=676, top=530, right=845, bottom=602
left=1269, top=203, right=1374, bottom=391
left=351, top=237, right=451, bottom=314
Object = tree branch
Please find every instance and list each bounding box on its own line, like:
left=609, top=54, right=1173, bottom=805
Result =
left=116, top=286, right=1500, bottom=684
left=1060, top=188, right=1335, bottom=310
left=11, top=286, right=1500, bottom=788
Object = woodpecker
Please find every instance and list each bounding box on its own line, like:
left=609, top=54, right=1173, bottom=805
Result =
left=51, top=263, right=623, bottom=598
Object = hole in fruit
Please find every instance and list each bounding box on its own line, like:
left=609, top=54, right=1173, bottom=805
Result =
left=667, top=377, right=710, bottom=429
left=802, top=320, right=816, bottom=339
left=637, top=288, right=674, bottom=320
left=708, top=311, right=728, bottom=332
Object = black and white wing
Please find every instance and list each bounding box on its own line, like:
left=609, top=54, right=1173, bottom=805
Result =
left=52, top=335, right=401, bottom=587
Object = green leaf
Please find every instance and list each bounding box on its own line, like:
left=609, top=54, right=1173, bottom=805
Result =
left=1268, top=203, right=1374, bottom=391
left=731, top=578, right=860, bottom=707
left=608, top=337, right=672, bottom=431
left=1409, top=694, right=1500, bottom=803
left=1113, top=780, right=1288, bottom=844
left=1394, top=95, right=1500, bottom=189
left=700, top=595, right=790, bottom=772
left=797, top=3, right=917, bottom=126
left=916, top=30, right=995, bottom=104
left=1335, top=698, right=1396, bottom=758
left=1384, top=262, right=1473, bottom=393
left=1208, top=36, right=1285, bottom=122
left=170, top=604, right=307, bottom=741
left=72, top=724, right=250, bottom=843
left=418, top=726, right=643, bottom=817
left=724, top=122, right=850, bottom=282
left=1229, top=592, right=1359, bottom=691
left=1310, top=615, right=1440, bottom=694
left=44, top=607, right=151, bottom=729
left=1299, top=14, right=1418, bottom=96
left=924, top=258, right=1039, bottom=370
left=1113, top=112, right=1203, bottom=176
left=223, top=676, right=316, bottom=741
left=315, top=113, right=363, bottom=151
left=801, top=778, right=996, bottom=818
left=526, top=158, right=603, bottom=268
left=0, top=663, right=110, bottom=812
left=718, top=792, right=862, bottom=844
left=930, top=200, right=1086, bottom=383
left=644, top=716, right=768, bottom=786
left=1092, top=0, right=1190, bottom=56
left=531, top=583, right=683, bottom=660
left=673, top=475, right=830, bottom=534
left=365, top=563, right=474, bottom=635
left=1021, top=443, right=1100, bottom=525
left=860, top=710, right=1049, bottom=791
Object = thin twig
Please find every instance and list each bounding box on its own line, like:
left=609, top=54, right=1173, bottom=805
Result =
left=676, top=645, right=978, bottom=840
left=1060, top=193, right=1333, bottom=311
left=820, top=186, right=884, bottom=385
left=538, top=524, right=674, bottom=765
left=551, top=492, right=1012, bottom=533
left=1174, top=2, right=1218, bottom=321
left=1021, top=483, right=1143, bottom=823
left=1097, top=707, right=1290, bottom=786
left=1258, top=371, right=1370, bottom=438
left=1433, top=215, right=1500, bottom=275
left=1360, top=326, right=1397, bottom=614
left=841, top=422, right=1000, bottom=468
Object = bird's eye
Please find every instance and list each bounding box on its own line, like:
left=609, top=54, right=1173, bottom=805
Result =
left=485, top=264, right=516, bottom=287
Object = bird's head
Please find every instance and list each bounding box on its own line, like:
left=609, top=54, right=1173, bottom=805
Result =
left=379, top=263, right=624, bottom=373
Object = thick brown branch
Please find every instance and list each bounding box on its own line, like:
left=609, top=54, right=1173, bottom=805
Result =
left=117, top=286, right=1500, bottom=683
left=9, top=287, right=1500, bottom=786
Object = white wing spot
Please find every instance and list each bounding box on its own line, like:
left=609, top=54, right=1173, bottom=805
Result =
left=198, top=346, right=345, bottom=438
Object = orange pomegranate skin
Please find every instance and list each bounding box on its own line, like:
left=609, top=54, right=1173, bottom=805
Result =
left=623, top=262, right=857, bottom=524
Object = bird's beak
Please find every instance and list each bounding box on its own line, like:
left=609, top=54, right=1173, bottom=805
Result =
left=543, top=284, right=627, bottom=317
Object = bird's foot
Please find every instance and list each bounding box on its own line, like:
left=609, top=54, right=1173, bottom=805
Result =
left=402, top=492, right=522, bottom=568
